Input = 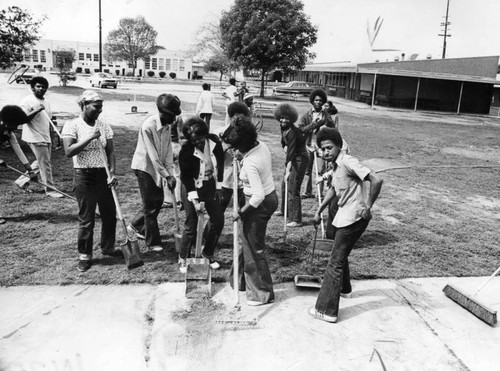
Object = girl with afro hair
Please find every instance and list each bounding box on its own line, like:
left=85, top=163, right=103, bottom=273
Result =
left=273, top=103, right=308, bottom=227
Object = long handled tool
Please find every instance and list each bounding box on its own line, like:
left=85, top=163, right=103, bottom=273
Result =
left=7, top=66, right=62, bottom=139
left=294, top=225, right=323, bottom=289
left=443, top=265, right=500, bottom=326
left=171, top=191, right=182, bottom=252
left=283, top=173, right=288, bottom=244
left=97, top=142, right=144, bottom=270
left=314, top=150, right=325, bottom=237
left=185, top=201, right=211, bottom=298
left=1, top=159, right=76, bottom=201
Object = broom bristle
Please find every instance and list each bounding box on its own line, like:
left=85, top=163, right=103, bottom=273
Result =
left=443, top=284, right=497, bottom=326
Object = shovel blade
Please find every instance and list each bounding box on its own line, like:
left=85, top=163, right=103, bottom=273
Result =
left=294, top=275, right=322, bottom=289
left=122, top=239, right=144, bottom=270
left=185, top=258, right=211, bottom=298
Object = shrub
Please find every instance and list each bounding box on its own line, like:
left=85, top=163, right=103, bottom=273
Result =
left=169, top=72, right=176, bottom=79
left=147, top=71, right=155, bottom=77
left=159, top=71, right=166, bottom=78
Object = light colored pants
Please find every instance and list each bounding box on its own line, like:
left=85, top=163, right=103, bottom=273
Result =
left=28, top=142, right=54, bottom=191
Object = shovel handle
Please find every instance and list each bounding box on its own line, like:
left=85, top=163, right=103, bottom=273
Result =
left=171, top=189, right=181, bottom=233
left=232, top=155, right=240, bottom=305
left=283, top=172, right=288, bottom=242
left=313, top=151, right=325, bottom=238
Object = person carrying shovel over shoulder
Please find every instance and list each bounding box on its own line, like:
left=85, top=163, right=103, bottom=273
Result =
left=309, top=127, right=383, bottom=323
left=61, top=91, right=122, bottom=272
left=127, top=94, right=180, bottom=252
left=178, top=117, right=224, bottom=273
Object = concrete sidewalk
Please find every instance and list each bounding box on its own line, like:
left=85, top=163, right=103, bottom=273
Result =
left=1, top=277, right=499, bottom=371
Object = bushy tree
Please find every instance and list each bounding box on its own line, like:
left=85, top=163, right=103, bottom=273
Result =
left=220, top=0, right=317, bottom=96
left=104, top=16, right=163, bottom=76
left=0, top=6, right=45, bottom=69
left=53, top=49, right=75, bottom=86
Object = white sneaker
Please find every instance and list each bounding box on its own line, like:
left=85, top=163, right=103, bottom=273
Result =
left=149, top=245, right=163, bottom=252
left=202, top=253, right=220, bottom=269
left=46, top=191, right=63, bottom=198
left=340, top=292, right=352, bottom=299
left=308, top=307, right=337, bottom=323
left=178, top=257, right=187, bottom=274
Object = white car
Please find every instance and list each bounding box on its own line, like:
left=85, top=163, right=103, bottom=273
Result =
left=89, top=73, right=118, bottom=89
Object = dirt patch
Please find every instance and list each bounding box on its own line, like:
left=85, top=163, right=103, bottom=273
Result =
left=442, top=147, right=500, bottom=162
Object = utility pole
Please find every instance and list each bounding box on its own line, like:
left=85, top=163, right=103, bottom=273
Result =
left=439, top=0, right=451, bottom=59
left=98, top=0, right=102, bottom=72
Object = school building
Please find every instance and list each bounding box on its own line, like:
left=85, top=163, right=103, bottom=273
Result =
left=292, top=56, right=500, bottom=115
left=13, top=39, right=193, bottom=79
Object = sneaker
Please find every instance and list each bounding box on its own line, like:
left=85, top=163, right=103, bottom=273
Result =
left=46, top=191, right=63, bottom=198
left=102, top=249, right=124, bottom=258
left=178, top=257, right=187, bottom=274
left=202, top=253, right=220, bottom=269
left=77, top=259, right=92, bottom=272
left=308, top=307, right=337, bottom=323
left=286, top=221, right=303, bottom=228
left=247, top=300, right=273, bottom=306
left=127, top=225, right=145, bottom=240
left=149, top=245, right=163, bottom=252
left=340, top=292, right=352, bottom=299
left=162, top=202, right=173, bottom=209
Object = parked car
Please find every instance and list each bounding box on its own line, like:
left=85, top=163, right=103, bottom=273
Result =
left=273, top=81, right=318, bottom=96
left=14, top=69, right=40, bottom=84
left=89, top=73, right=118, bottom=89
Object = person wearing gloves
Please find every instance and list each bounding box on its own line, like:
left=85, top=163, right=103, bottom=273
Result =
left=178, top=117, right=224, bottom=273
left=19, top=76, right=62, bottom=198
left=128, top=94, right=180, bottom=252
left=62, top=90, right=121, bottom=272
left=274, top=103, right=308, bottom=228
left=195, top=83, right=215, bottom=131
left=228, top=115, right=278, bottom=306
left=310, top=127, right=383, bottom=323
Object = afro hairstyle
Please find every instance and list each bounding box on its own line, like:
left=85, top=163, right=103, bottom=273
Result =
left=30, top=76, right=49, bottom=88
left=182, top=115, right=209, bottom=139
left=227, top=102, right=250, bottom=118
left=226, top=115, right=258, bottom=152
left=309, top=89, right=327, bottom=104
left=0, top=105, right=28, bottom=129
left=315, top=127, right=343, bottom=148
left=273, top=103, right=299, bottom=124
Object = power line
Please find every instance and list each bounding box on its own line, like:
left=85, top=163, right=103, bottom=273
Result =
left=439, top=0, right=452, bottom=59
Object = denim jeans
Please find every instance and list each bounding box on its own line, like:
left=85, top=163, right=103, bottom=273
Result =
left=180, top=178, right=224, bottom=259
left=199, top=113, right=212, bottom=131
left=315, top=218, right=369, bottom=317
left=28, top=142, right=54, bottom=191
left=280, top=154, right=307, bottom=223
left=303, top=152, right=325, bottom=196
left=74, top=168, right=116, bottom=257
left=326, top=195, right=339, bottom=240
left=230, top=191, right=278, bottom=303
left=130, top=170, right=164, bottom=247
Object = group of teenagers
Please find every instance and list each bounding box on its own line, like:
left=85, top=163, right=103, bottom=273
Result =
left=0, top=79, right=383, bottom=323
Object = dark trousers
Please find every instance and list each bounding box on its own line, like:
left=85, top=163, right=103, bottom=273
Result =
left=280, top=155, right=307, bottom=223
left=130, top=170, right=163, bottom=247
left=326, top=195, right=339, bottom=240
left=75, top=168, right=116, bottom=257
left=315, top=218, right=369, bottom=317
left=231, top=191, right=278, bottom=303
left=200, top=113, right=212, bottom=131
left=303, top=151, right=314, bottom=196
left=220, top=186, right=246, bottom=213
left=180, top=178, right=224, bottom=259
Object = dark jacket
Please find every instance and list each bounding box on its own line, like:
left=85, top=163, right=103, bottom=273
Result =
left=281, top=125, right=308, bottom=165
left=179, top=133, right=224, bottom=198
left=299, top=109, right=334, bottom=148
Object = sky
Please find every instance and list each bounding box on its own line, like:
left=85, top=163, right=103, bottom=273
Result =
left=4, top=0, right=500, bottom=64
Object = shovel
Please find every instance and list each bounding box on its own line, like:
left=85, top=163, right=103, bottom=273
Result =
left=294, top=225, right=323, bottom=289
left=171, top=191, right=182, bottom=252
left=1, top=159, right=76, bottom=201
left=185, top=201, right=211, bottom=298
left=97, top=142, right=144, bottom=270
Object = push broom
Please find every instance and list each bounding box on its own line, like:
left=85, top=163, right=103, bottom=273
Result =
left=443, top=265, right=500, bottom=326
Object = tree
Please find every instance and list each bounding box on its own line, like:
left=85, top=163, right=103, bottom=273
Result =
left=104, top=16, right=163, bottom=77
left=53, top=49, right=75, bottom=86
left=220, top=0, right=317, bottom=96
left=0, top=6, right=45, bottom=69
left=188, top=19, right=237, bottom=81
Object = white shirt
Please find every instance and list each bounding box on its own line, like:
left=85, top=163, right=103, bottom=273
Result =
left=240, top=142, right=275, bottom=208
left=61, top=117, right=113, bottom=168
left=196, top=90, right=215, bottom=114
left=20, top=94, right=52, bottom=143
left=224, top=85, right=237, bottom=105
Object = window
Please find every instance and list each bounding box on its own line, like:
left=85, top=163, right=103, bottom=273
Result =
left=144, top=57, right=150, bottom=70
left=86, top=53, right=91, bottom=61
left=158, top=58, right=164, bottom=70
left=165, top=59, right=171, bottom=70
left=93, top=54, right=99, bottom=62
left=79, top=53, right=84, bottom=61
left=40, top=50, right=46, bottom=63
left=32, top=49, right=38, bottom=62
left=172, top=59, right=178, bottom=71
left=179, top=59, right=185, bottom=71
left=24, top=51, right=31, bottom=61
left=152, top=58, right=157, bottom=70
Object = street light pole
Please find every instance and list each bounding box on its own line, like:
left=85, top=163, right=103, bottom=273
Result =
left=99, top=0, right=102, bottom=72
left=439, top=0, right=451, bottom=59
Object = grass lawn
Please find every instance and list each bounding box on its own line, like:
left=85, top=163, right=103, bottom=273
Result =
left=1, top=96, right=500, bottom=286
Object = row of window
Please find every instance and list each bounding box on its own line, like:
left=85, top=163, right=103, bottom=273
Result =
left=144, top=57, right=185, bottom=71
left=78, top=53, right=99, bottom=62
left=23, top=49, right=46, bottom=63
